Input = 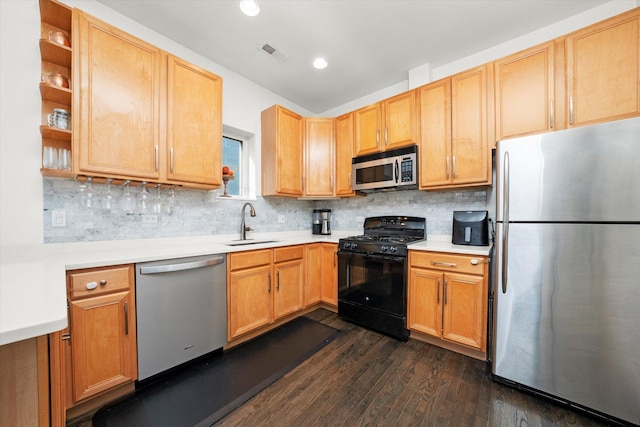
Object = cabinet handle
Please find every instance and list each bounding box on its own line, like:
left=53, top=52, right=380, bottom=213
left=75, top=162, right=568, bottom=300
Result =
left=267, top=272, right=272, bottom=293
left=549, top=100, right=554, bottom=129
left=276, top=271, right=280, bottom=291
left=170, top=147, right=174, bottom=173
left=446, top=157, right=450, bottom=179
left=334, top=251, right=337, bottom=267
left=385, top=128, right=389, bottom=146
left=376, top=130, right=380, bottom=148
left=61, top=333, right=71, bottom=341
left=437, top=279, right=440, bottom=305
left=155, top=144, right=159, bottom=172
left=124, top=301, right=129, bottom=335
left=100, top=280, right=107, bottom=286
left=444, top=280, right=448, bottom=305
left=330, top=175, right=334, bottom=192
left=430, top=261, right=457, bottom=268
left=569, top=95, right=574, bottom=125
left=452, top=156, right=457, bottom=179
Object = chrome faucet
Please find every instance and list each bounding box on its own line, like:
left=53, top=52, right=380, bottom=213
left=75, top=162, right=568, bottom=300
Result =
left=240, top=202, right=256, bottom=240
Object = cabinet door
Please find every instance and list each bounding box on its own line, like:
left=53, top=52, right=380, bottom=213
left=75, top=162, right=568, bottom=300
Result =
left=408, top=267, right=442, bottom=338
left=495, top=41, right=555, bottom=140
left=166, top=55, right=222, bottom=185
left=354, top=103, right=381, bottom=155
left=274, top=259, right=304, bottom=319
left=383, top=90, right=419, bottom=150
left=334, top=113, right=355, bottom=196
left=442, top=272, right=487, bottom=351
left=228, top=265, right=272, bottom=340
left=305, top=244, right=322, bottom=306
left=69, top=291, right=137, bottom=402
left=304, top=117, right=334, bottom=196
left=451, top=65, right=491, bottom=186
left=75, top=11, right=161, bottom=180
left=418, top=78, right=452, bottom=188
left=320, top=243, right=338, bottom=306
left=566, top=10, right=640, bottom=127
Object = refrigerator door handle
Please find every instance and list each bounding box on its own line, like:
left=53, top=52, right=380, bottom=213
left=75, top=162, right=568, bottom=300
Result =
left=502, top=151, right=510, bottom=293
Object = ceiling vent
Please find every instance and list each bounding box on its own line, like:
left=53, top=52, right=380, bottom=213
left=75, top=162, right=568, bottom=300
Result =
left=258, top=42, right=288, bottom=63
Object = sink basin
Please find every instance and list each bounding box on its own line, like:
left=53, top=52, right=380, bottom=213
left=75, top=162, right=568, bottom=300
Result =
left=224, top=240, right=278, bottom=247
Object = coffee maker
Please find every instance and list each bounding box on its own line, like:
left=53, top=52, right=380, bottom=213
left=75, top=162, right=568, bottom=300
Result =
left=312, top=209, right=331, bottom=235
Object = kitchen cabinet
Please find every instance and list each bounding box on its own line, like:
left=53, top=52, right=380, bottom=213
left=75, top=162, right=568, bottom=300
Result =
left=494, top=40, right=559, bottom=140
left=304, top=117, right=335, bottom=197
left=74, top=10, right=222, bottom=187
left=39, top=0, right=73, bottom=178
left=261, top=105, right=304, bottom=197
left=354, top=90, right=419, bottom=156
left=418, top=65, right=492, bottom=189
left=408, top=251, right=488, bottom=353
left=565, top=8, right=640, bottom=127
left=49, top=265, right=137, bottom=423
left=334, top=112, right=355, bottom=196
left=227, top=246, right=304, bottom=340
left=305, top=243, right=338, bottom=307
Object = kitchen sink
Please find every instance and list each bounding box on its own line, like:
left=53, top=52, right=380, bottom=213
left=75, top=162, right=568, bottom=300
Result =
left=224, top=239, right=278, bottom=246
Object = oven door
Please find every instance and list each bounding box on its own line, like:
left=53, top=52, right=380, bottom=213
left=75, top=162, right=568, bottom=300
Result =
left=337, top=250, right=409, bottom=340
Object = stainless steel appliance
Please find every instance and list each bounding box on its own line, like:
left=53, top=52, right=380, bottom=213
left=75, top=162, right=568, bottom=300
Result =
left=320, top=209, right=331, bottom=235
left=352, top=145, right=418, bottom=192
left=494, top=117, right=640, bottom=425
left=136, top=255, right=227, bottom=381
left=338, top=216, right=426, bottom=340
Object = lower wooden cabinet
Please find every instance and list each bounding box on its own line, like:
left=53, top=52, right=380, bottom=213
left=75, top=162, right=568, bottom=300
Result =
left=408, top=251, right=488, bottom=353
left=49, top=264, right=137, bottom=423
left=305, top=243, right=338, bottom=307
left=227, top=246, right=305, bottom=340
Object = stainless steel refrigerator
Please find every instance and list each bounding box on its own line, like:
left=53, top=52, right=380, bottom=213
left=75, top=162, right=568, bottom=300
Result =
left=493, top=117, right=640, bottom=425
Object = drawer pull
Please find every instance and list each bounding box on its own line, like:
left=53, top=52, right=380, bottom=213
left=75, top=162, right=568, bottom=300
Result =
left=470, top=259, right=478, bottom=265
left=430, top=261, right=457, bottom=268
left=124, top=301, right=129, bottom=335
left=86, top=281, right=97, bottom=290
left=100, top=280, right=107, bottom=286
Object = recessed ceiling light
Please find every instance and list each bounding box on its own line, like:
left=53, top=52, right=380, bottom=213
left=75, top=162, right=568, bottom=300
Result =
left=313, top=57, right=328, bottom=70
left=239, top=0, right=260, bottom=17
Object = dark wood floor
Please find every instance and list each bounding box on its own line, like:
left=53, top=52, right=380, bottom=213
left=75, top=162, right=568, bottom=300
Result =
left=214, top=309, right=610, bottom=427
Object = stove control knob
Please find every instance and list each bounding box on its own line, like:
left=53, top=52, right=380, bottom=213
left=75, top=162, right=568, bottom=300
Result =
left=381, top=245, right=388, bottom=252
left=389, top=246, right=397, bottom=253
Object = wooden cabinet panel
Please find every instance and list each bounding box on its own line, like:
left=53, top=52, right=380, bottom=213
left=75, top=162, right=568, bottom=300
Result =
left=335, top=112, right=355, bottom=196
left=383, top=90, right=419, bottom=150
left=228, top=264, right=272, bottom=340
left=273, top=245, right=303, bottom=263
left=320, top=243, right=338, bottom=306
left=304, top=117, right=335, bottom=196
left=166, top=55, right=222, bottom=185
left=274, top=259, right=305, bottom=319
left=229, top=249, right=271, bottom=271
left=566, top=9, right=640, bottom=127
left=409, top=251, right=486, bottom=276
left=69, top=265, right=131, bottom=299
left=261, top=105, right=304, bottom=196
left=419, top=78, right=451, bottom=188
left=442, top=273, right=486, bottom=351
left=75, top=11, right=161, bottom=180
left=69, top=290, right=136, bottom=402
left=495, top=41, right=556, bottom=140
left=354, top=103, right=381, bottom=156
left=408, top=267, right=441, bottom=338
left=305, top=244, right=322, bottom=306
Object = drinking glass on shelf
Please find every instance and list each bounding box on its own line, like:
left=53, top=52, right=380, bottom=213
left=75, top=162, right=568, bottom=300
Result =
left=120, top=181, right=136, bottom=214
left=81, top=177, right=98, bottom=209
left=165, top=186, right=177, bottom=216
left=43, top=146, right=58, bottom=169
left=150, top=184, right=165, bottom=215
left=102, top=178, right=115, bottom=212
left=58, top=148, right=71, bottom=171
left=137, top=182, right=150, bottom=214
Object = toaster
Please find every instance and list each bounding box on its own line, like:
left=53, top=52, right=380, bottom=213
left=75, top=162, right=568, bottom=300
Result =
left=452, top=210, right=489, bottom=246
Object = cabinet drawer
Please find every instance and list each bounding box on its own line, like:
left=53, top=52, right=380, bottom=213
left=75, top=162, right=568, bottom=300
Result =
left=274, top=245, right=304, bottom=263
left=228, top=249, right=272, bottom=271
left=409, top=251, right=486, bottom=275
left=68, top=265, right=133, bottom=299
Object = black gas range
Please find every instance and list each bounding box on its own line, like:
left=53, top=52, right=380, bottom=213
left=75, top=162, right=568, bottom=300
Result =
left=337, top=216, right=426, bottom=340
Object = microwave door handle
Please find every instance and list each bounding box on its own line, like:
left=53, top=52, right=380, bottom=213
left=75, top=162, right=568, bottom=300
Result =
left=394, top=159, right=399, bottom=184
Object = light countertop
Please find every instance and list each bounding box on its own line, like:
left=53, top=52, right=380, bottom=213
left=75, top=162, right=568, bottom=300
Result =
left=0, top=231, right=491, bottom=346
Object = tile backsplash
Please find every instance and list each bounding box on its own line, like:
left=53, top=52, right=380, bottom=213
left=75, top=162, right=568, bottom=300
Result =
left=43, top=178, right=487, bottom=243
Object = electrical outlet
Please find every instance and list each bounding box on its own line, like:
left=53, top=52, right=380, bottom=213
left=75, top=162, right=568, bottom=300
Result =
left=355, top=216, right=364, bottom=223
left=278, top=215, right=286, bottom=224
left=52, top=210, right=66, bottom=227
left=142, top=214, right=158, bottom=223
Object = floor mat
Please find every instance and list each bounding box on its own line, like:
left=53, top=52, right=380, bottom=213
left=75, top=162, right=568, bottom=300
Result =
left=93, top=315, right=340, bottom=427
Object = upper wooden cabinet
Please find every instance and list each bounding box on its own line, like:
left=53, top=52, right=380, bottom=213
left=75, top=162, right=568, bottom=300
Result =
left=419, top=65, right=492, bottom=190
left=566, top=8, right=640, bottom=127
left=334, top=112, right=355, bottom=196
left=354, top=90, right=419, bottom=156
left=494, top=41, right=558, bottom=141
left=261, top=105, right=304, bottom=197
left=73, top=10, right=222, bottom=187
left=303, top=117, right=335, bottom=197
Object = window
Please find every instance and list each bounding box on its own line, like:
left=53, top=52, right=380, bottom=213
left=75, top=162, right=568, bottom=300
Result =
left=222, top=136, right=242, bottom=196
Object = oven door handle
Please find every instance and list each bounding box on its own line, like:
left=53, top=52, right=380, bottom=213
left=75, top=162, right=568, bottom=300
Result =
left=394, top=159, right=399, bottom=184
left=337, top=250, right=405, bottom=263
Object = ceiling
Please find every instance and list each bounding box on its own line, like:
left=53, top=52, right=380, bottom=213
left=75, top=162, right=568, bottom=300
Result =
left=96, top=0, right=611, bottom=114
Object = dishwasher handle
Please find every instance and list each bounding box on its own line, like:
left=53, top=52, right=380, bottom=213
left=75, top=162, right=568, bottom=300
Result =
left=139, top=256, right=225, bottom=275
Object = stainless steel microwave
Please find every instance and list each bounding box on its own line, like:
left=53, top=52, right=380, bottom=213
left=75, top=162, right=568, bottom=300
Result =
left=352, top=145, right=418, bottom=192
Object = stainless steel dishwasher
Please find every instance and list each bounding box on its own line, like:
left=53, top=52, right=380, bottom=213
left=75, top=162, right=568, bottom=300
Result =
left=135, top=254, right=227, bottom=381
